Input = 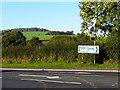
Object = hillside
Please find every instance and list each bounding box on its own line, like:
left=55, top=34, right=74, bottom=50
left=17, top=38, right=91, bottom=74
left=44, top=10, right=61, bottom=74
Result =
left=1, top=27, right=74, bottom=36
left=1, top=28, right=49, bottom=35
left=22, top=32, right=52, bottom=41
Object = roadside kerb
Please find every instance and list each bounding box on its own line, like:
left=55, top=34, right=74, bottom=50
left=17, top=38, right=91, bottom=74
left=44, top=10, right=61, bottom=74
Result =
left=1, top=68, right=119, bottom=72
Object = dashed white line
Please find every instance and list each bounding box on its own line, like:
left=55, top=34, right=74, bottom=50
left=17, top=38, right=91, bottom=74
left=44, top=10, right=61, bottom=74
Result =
left=48, top=72, right=73, bottom=74
left=49, top=72, right=92, bottom=74
left=78, top=75, right=104, bottom=77
left=47, top=76, right=59, bottom=79
left=19, top=74, right=60, bottom=79
left=21, top=78, right=81, bottom=85
left=75, top=72, right=92, bottom=74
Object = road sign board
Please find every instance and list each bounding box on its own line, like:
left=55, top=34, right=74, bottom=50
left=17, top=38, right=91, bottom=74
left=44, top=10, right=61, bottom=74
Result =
left=78, top=45, right=99, bottom=54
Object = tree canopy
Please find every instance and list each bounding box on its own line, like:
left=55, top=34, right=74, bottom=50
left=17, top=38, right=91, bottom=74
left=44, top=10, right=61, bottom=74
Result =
left=79, top=1, right=119, bottom=35
left=29, top=37, right=42, bottom=46
left=2, top=30, right=26, bottom=47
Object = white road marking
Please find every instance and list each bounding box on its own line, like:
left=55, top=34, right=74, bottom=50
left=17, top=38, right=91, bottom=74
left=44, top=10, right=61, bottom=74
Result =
left=78, top=75, right=104, bottom=77
left=2, top=68, right=119, bottom=72
left=49, top=72, right=92, bottom=74
left=47, top=76, right=59, bottom=79
left=0, top=77, right=2, bottom=79
left=19, top=74, right=60, bottom=79
left=48, top=72, right=73, bottom=74
left=112, top=84, right=115, bottom=87
left=75, top=72, right=92, bottom=74
left=21, top=78, right=81, bottom=85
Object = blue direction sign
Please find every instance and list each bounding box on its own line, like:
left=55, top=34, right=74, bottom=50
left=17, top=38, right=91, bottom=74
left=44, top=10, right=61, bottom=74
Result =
left=78, top=45, right=99, bottom=54
left=88, top=48, right=94, bottom=50
left=78, top=46, right=88, bottom=53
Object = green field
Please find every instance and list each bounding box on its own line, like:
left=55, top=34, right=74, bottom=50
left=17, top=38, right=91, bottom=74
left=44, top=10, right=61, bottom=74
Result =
left=1, top=63, right=119, bottom=68
left=22, top=32, right=47, bottom=36
left=25, top=35, right=52, bottom=41
left=22, top=32, right=53, bottom=41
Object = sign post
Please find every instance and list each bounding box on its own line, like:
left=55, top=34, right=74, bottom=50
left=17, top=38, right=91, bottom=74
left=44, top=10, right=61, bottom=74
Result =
left=78, top=45, right=99, bottom=64
left=94, top=25, right=96, bottom=64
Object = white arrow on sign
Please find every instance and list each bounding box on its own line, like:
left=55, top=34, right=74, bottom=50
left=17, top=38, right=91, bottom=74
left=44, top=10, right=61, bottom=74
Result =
left=78, top=45, right=99, bottom=54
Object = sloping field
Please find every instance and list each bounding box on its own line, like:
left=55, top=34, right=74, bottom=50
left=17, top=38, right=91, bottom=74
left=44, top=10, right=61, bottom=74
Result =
left=22, top=32, right=52, bottom=41
left=22, top=32, right=47, bottom=36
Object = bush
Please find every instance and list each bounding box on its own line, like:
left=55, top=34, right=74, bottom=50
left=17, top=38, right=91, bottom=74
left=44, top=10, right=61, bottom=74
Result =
left=2, top=30, right=26, bottom=47
left=2, top=31, right=119, bottom=64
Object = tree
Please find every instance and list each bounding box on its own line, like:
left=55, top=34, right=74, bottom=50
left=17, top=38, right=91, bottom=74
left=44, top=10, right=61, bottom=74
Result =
left=104, top=30, right=119, bottom=60
left=29, top=37, right=42, bottom=46
left=2, top=30, right=26, bottom=47
left=79, top=1, right=119, bottom=35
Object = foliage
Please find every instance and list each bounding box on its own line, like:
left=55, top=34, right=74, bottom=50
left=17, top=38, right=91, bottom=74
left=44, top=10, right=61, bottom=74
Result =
left=2, top=31, right=119, bottom=64
left=2, top=30, right=26, bottom=47
left=79, top=1, right=119, bottom=64
left=104, top=31, right=119, bottom=60
left=79, top=2, right=120, bottom=35
left=29, top=37, right=42, bottom=46
left=46, top=31, right=74, bottom=35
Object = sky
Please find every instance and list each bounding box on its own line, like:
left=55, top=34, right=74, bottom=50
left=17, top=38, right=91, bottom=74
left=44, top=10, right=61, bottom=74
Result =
left=1, top=1, right=83, bottom=34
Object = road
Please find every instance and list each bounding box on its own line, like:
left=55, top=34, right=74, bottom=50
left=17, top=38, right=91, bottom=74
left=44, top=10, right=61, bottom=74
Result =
left=1, top=68, right=119, bottom=90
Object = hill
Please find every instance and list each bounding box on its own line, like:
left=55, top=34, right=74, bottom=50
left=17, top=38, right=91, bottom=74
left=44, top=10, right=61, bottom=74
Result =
left=1, top=27, right=74, bottom=36
left=1, top=27, right=49, bottom=35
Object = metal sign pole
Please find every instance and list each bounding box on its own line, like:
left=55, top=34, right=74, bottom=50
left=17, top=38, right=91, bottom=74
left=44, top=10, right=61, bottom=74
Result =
left=82, top=53, right=83, bottom=62
left=94, top=25, right=96, bottom=64
left=94, top=42, right=95, bottom=64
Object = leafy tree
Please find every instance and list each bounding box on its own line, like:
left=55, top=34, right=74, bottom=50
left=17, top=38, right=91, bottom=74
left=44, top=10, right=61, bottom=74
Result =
left=29, top=37, right=42, bottom=46
left=76, top=32, right=93, bottom=45
left=2, top=30, right=26, bottom=47
left=79, top=1, right=119, bottom=63
left=104, top=30, right=119, bottom=60
left=79, top=1, right=119, bottom=35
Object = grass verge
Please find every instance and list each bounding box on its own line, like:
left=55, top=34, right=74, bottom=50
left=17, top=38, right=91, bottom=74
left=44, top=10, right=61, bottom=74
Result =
left=1, top=63, right=119, bottom=68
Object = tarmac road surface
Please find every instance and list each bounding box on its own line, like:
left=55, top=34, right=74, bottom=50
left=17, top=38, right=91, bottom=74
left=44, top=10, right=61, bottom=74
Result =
left=1, top=68, right=119, bottom=90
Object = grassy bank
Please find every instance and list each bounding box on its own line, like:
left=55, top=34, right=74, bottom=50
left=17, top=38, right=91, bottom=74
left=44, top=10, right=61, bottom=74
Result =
left=1, top=63, right=119, bottom=68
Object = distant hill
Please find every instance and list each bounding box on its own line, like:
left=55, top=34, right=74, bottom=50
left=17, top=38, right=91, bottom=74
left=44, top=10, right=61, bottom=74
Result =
left=1, top=27, right=74, bottom=35
left=0, top=28, right=49, bottom=35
